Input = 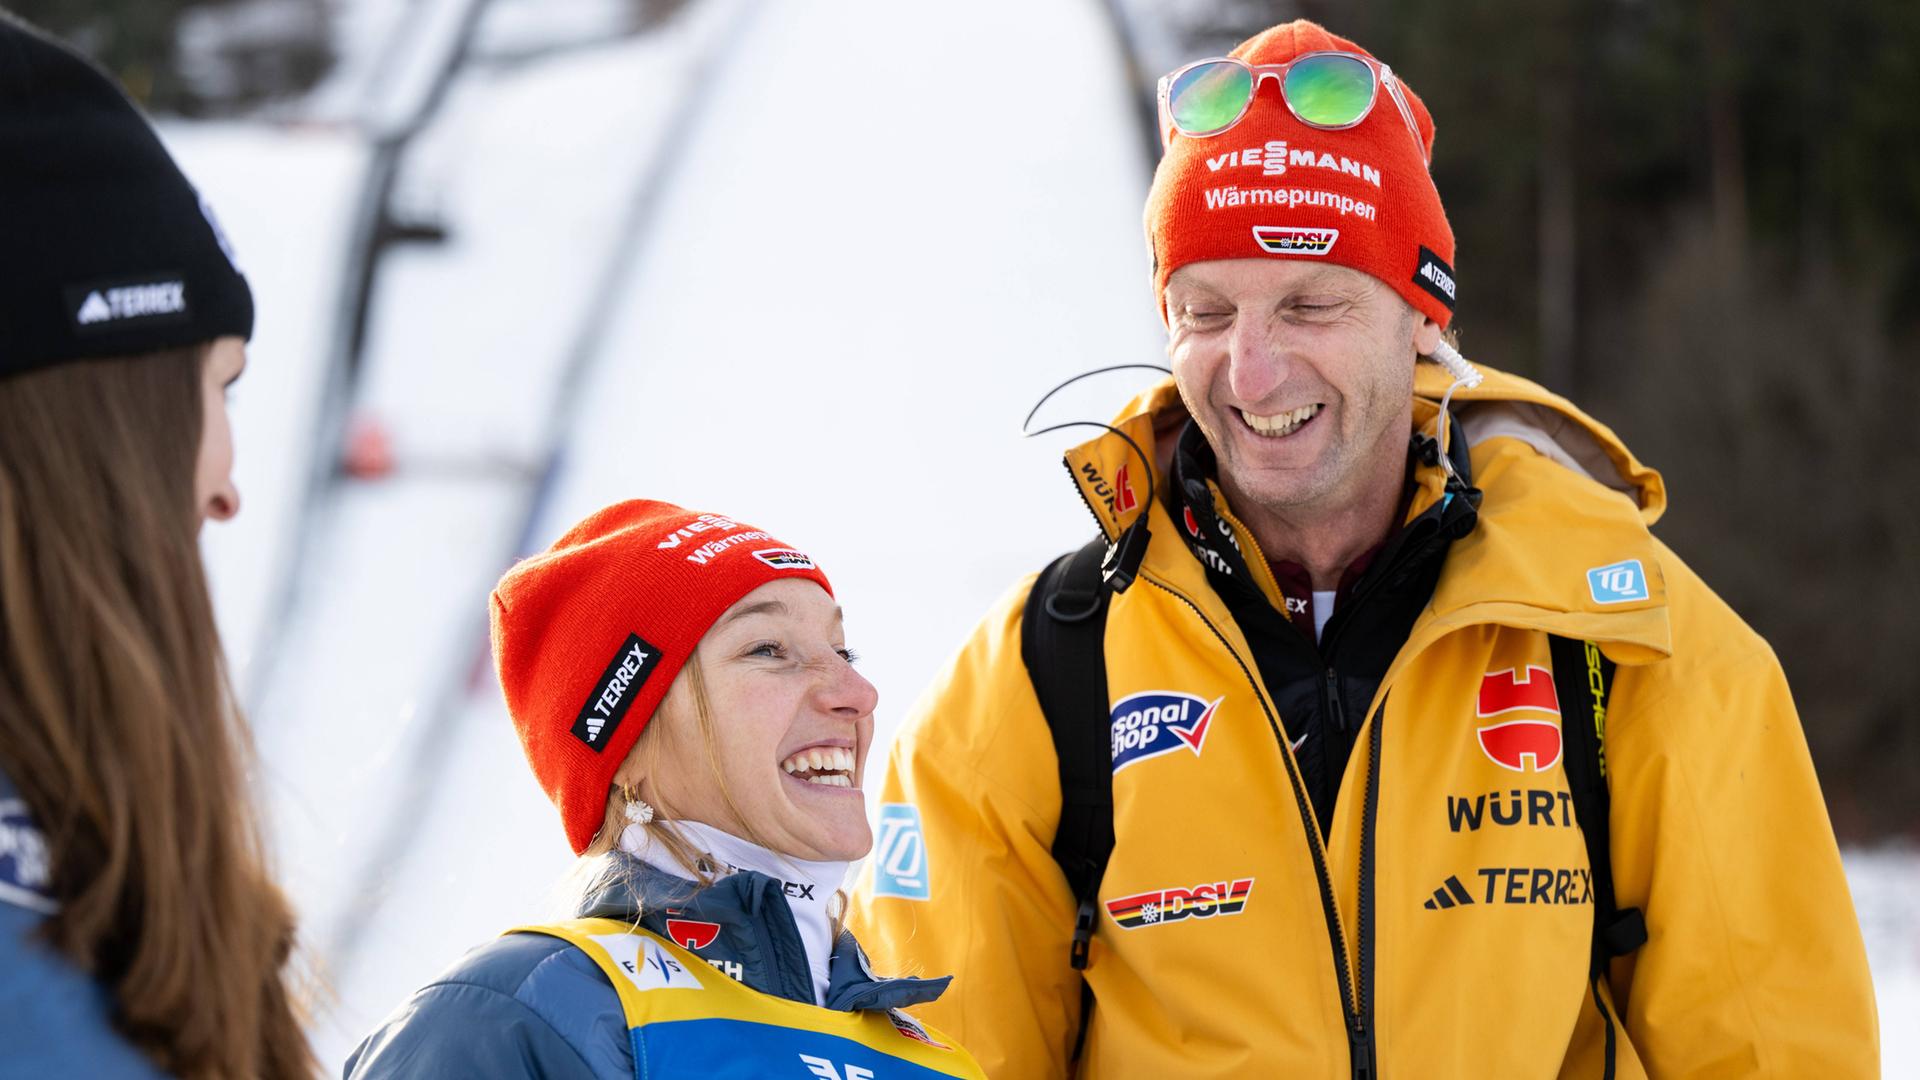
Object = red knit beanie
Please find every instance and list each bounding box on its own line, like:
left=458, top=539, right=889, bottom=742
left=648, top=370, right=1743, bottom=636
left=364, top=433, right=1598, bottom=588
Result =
left=490, top=499, right=834, bottom=854
left=1144, top=20, right=1456, bottom=328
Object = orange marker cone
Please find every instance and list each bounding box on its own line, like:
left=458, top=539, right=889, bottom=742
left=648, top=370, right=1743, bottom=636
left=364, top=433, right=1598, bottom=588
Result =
left=343, top=413, right=395, bottom=479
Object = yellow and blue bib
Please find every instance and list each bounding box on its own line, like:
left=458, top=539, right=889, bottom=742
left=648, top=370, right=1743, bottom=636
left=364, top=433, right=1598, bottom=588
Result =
left=510, top=919, right=985, bottom=1079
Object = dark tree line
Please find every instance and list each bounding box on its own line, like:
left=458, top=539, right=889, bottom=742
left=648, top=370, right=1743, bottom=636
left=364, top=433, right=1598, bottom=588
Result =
left=20, top=0, right=1919, bottom=836
left=9, top=0, right=330, bottom=114
left=1121, top=0, right=1920, bottom=838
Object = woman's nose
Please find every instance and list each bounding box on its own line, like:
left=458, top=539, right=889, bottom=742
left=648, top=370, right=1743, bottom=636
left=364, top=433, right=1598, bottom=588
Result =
left=203, top=481, right=240, bottom=523
left=820, top=657, right=879, bottom=719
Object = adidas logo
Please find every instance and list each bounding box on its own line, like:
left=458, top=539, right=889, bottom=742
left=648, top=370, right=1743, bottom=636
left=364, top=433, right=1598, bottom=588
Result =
left=77, top=283, right=188, bottom=323
left=1422, top=875, right=1475, bottom=910
left=70, top=280, right=188, bottom=329
left=570, top=633, right=663, bottom=751
left=75, top=292, right=113, bottom=324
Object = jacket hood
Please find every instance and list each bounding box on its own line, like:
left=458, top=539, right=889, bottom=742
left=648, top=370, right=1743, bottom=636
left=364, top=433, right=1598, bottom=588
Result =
left=1062, top=360, right=1662, bottom=537
left=1418, top=362, right=1664, bottom=524
left=1060, top=359, right=1672, bottom=661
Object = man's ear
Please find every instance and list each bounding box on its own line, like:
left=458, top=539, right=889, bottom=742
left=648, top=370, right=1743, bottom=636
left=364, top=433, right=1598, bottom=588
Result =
left=1413, top=313, right=1443, bottom=357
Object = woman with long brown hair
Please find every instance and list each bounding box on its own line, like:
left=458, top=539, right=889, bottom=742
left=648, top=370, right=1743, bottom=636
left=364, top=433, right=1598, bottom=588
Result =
left=0, top=13, right=315, bottom=1079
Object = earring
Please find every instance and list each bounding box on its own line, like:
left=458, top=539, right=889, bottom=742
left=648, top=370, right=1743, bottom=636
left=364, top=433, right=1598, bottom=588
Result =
left=624, top=797, right=654, bottom=825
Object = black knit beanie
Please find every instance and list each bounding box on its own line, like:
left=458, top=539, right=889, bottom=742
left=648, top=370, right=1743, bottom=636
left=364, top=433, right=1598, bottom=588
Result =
left=0, top=11, right=253, bottom=380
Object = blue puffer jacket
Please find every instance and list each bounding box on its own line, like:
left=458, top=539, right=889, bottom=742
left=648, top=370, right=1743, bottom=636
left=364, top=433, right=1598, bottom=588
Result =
left=345, top=852, right=953, bottom=1079
left=0, top=769, right=172, bottom=1079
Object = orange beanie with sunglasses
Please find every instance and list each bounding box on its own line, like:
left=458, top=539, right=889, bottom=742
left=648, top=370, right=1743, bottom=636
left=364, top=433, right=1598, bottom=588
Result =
left=1144, top=20, right=1456, bottom=328
left=490, top=500, right=834, bottom=854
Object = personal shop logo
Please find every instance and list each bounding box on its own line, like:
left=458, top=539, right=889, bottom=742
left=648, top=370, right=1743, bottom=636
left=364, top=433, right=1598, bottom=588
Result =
left=1109, top=690, right=1221, bottom=773
left=570, top=633, right=664, bottom=750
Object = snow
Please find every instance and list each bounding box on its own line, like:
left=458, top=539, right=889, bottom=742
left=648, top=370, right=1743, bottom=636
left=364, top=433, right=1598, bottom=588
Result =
left=1848, top=848, right=1920, bottom=1069
left=152, top=0, right=1916, bottom=1072
left=157, top=122, right=364, bottom=692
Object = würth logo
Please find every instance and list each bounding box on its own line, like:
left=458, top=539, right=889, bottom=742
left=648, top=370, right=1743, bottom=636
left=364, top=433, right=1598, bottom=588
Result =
left=1475, top=665, right=1563, bottom=773
left=570, top=633, right=663, bottom=750
left=1113, top=464, right=1140, bottom=514
left=65, top=277, right=190, bottom=334
left=1079, top=461, right=1136, bottom=520
left=664, top=917, right=720, bottom=951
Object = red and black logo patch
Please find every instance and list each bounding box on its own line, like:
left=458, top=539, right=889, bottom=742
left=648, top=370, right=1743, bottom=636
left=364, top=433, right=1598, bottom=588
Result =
left=570, top=633, right=663, bottom=751
left=1475, top=666, right=1563, bottom=773
left=664, top=917, right=721, bottom=951
left=1106, top=878, right=1253, bottom=929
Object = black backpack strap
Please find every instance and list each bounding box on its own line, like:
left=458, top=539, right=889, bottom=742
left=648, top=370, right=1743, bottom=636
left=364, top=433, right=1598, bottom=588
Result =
left=1021, top=535, right=1114, bottom=1064
left=1023, top=535, right=1115, bottom=970
left=1550, top=635, right=1646, bottom=1079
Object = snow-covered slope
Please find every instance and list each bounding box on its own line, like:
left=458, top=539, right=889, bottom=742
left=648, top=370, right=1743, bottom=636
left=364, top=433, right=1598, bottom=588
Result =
left=164, top=0, right=1915, bottom=1072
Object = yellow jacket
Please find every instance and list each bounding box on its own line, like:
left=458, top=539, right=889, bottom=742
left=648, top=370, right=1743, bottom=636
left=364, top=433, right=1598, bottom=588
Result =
left=849, top=364, right=1878, bottom=1077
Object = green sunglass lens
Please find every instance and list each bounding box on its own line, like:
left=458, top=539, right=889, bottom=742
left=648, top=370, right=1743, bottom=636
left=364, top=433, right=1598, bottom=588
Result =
left=1170, top=62, right=1253, bottom=135
left=1284, top=54, right=1374, bottom=127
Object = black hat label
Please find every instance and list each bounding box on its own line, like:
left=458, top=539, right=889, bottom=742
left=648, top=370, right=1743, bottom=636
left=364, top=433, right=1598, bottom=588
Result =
left=64, top=275, right=191, bottom=335
left=1411, top=247, right=1457, bottom=311
left=571, top=633, right=664, bottom=751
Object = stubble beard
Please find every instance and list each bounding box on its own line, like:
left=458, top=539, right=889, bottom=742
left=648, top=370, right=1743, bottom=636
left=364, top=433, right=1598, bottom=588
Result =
left=1212, top=387, right=1412, bottom=541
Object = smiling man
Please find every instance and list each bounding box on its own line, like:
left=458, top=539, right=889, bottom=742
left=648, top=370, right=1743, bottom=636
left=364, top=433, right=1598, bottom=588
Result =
left=849, top=19, right=1877, bottom=1079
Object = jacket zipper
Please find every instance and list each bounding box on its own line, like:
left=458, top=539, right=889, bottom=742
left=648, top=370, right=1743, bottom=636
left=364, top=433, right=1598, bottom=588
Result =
left=1142, top=574, right=1371, bottom=1076
left=1322, top=667, right=1383, bottom=1079
left=1325, top=669, right=1348, bottom=731
left=1311, top=507, right=1454, bottom=1078
left=1067, top=486, right=1390, bottom=1074
left=1355, top=702, right=1384, bottom=1079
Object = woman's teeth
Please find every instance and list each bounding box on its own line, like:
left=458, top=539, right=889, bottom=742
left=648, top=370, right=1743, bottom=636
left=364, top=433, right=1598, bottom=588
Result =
left=780, top=746, right=856, bottom=787
left=1241, top=402, right=1322, bottom=436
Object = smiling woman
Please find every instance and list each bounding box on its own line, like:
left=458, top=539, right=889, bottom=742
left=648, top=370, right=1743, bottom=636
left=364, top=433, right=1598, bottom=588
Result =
left=345, top=500, right=984, bottom=1080
left=607, top=581, right=877, bottom=869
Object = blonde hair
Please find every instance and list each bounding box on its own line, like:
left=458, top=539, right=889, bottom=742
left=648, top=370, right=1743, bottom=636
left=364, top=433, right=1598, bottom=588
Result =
left=565, top=653, right=846, bottom=930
